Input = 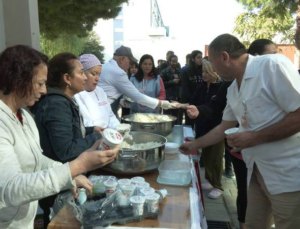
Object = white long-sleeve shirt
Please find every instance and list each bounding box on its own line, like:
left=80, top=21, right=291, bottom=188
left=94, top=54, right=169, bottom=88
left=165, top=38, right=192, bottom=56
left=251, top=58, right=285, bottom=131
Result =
left=98, top=59, right=159, bottom=109
left=0, top=100, right=75, bottom=229
left=74, top=87, right=120, bottom=129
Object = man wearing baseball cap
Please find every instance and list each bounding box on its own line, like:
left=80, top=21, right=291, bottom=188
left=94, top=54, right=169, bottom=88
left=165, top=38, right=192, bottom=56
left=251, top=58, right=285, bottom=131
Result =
left=98, top=45, right=176, bottom=116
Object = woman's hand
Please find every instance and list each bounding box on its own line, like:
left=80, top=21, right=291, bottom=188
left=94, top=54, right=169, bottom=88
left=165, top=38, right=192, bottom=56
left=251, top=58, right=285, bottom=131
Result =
left=69, top=140, right=119, bottom=177
left=72, top=175, right=93, bottom=198
left=186, top=105, right=199, bottom=119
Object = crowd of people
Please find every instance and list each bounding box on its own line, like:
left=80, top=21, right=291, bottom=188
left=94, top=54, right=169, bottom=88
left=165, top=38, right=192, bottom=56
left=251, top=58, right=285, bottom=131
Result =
left=0, top=30, right=300, bottom=229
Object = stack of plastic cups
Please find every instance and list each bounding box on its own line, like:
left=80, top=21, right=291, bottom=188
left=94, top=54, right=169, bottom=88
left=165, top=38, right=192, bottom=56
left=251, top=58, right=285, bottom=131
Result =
left=130, top=196, right=146, bottom=216
left=130, top=176, right=145, bottom=184
left=135, top=182, right=150, bottom=195
left=140, top=187, right=155, bottom=197
left=145, top=193, right=160, bottom=213
left=103, top=179, right=118, bottom=197
left=118, top=183, right=136, bottom=207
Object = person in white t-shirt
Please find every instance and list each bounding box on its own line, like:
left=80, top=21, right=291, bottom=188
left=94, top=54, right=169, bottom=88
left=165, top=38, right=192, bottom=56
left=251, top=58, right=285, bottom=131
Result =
left=74, top=54, right=120, bottom=129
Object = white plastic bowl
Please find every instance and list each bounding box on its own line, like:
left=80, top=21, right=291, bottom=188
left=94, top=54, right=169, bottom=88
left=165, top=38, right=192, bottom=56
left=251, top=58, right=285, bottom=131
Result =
left=165, top=142, right=179, bottom=154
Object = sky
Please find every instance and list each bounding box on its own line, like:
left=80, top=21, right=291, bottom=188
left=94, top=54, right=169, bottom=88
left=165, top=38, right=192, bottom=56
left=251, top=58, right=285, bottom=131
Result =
left=156, top=0, right=245, bottom=59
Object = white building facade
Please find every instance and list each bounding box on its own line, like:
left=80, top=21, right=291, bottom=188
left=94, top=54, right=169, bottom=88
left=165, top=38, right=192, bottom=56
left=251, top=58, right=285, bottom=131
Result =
left=94, top=0, right=179, bottom=64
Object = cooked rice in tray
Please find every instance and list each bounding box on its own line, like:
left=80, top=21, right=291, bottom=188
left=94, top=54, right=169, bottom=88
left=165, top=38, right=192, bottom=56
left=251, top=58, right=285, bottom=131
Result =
left=126, top=113, right=173, bottom=123
left=120, top=141, right=162, bottom=150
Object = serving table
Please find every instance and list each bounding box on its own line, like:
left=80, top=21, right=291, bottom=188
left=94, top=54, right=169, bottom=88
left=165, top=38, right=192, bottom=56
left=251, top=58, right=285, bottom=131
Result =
left=48, top=126, right=206, bottom=229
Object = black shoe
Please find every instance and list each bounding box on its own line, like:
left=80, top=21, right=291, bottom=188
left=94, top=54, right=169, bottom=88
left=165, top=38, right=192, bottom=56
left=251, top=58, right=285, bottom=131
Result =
left=223, top=169, right=234, bottom=179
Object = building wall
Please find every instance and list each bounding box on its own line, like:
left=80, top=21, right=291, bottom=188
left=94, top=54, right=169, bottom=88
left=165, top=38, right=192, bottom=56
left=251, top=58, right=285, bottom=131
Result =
left=0, top=0, right=6, bottom=52
left=277, top=45, right=299, bottom=69
left=94, top=0, right=168, bottom=64
left=0, top=0, right=40, bottom=52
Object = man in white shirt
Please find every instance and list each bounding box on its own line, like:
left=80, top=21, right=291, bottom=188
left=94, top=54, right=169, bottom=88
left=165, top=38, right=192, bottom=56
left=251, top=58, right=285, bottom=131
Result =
left=98, top=46, right=175, bottom=116
left=180, top=34, right=300, bottom=229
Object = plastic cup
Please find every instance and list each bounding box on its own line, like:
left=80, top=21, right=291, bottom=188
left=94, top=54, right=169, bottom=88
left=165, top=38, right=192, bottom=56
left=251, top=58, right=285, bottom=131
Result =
left=118, top=178, right=131, bottom=187
left=118, top=183, right=136, bottom=206
left=130, top=196, right=146, bottom=216
left=89, top=176, right=105, bottom=194
left=135, top=181, right=149, bottom=189
left=156, top=188, right=168, bottom=203
left=104, top=179, right=118, bottom=197
left=107, top=176, right=117, bottom=181
left=98, top=129, right=123, bottom=150
left=224, top=127, right=239, bottom=149
left=224, top=127, right=239, bottom=135
left=140, top=187, right=155, bottom=196
left=145, top=193, right=160, bottom=213
left=135, top=182, right=150, bottom=195
left=131, top=176, right=145, bottom=184
left=77, top=188, right=87, bottom=205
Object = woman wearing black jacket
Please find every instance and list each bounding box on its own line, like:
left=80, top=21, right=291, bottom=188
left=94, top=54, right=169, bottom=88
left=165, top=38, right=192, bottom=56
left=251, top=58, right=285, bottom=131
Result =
left=189, top=59, right=224, bottom=199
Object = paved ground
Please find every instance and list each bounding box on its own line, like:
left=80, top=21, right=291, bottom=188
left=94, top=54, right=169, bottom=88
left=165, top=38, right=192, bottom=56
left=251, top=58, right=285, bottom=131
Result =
left=200, top=167, right=239, bottom=229
left=200, top=166, right=275, bottom=229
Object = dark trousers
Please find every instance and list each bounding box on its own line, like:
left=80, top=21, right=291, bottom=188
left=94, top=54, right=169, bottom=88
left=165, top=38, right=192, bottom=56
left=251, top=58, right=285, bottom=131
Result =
left=231, top=154, right=248, bottom=223
left=224, top=144, right=233, bottom=171
left=202, top=140, right=224, bottom=190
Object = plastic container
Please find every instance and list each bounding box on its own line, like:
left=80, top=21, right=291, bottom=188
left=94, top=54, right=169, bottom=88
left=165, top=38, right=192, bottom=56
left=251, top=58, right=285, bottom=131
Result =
left=158, top=160, right=192, bottom=185
left=78, top=188, right=87, bottom=205
left=104, top=179, right=118, bottom=197
left=118, top=178, right=131, bottom=187
left=130, top=196, right=146, bottom=216
left=140, top=187, right=155, bottom=196
left=131, top=176, right=145, bottom=184
left=79, top=190, right=159, bottom=228
left=89, top=175, right=117, bottom=195
left=155, top=189, right=168, bottom=202
left=145, top=193, right=160, bottom=213
left=118, top=183, right=136, bottom=206
left=165, top=142, right=179, bottom=154
left=224, top=127, right=239, bottom=135
left=99, top=129, right=123, bottom=150
left=135, top=182, right=150, bottom=195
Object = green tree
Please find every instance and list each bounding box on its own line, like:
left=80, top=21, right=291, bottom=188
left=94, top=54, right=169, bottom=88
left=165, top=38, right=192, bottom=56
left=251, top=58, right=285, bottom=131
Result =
left=38, top=0, right=127, bottom=39
left=40, top=32, right=105, bottom=62
left=233, top=0, right=298, bottom=46
left=40, top=33, right=86, bottom=58
left=80, top=31, right=105, bottom=63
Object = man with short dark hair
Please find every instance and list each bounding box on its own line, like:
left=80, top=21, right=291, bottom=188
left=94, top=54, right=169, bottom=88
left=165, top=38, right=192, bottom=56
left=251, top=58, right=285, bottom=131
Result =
left=159, top=50, right=174, bottom=73
left=98, top=46, right=175, bottom=116
left=160, top=54, right=182, bottom=124
left=180, top=34, right=300, bottom=229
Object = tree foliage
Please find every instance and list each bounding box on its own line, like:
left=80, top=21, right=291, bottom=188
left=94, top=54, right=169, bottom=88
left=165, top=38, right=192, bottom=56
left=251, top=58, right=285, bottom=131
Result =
left=233, top=0, right=298, bottom=46
left=38, top=0, right=127, bottom=39
left=40, top=33, right=85, bottom=58
left=80, top=31, right=105, bottom=63
left=40, top=32, right=104, bottom=62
